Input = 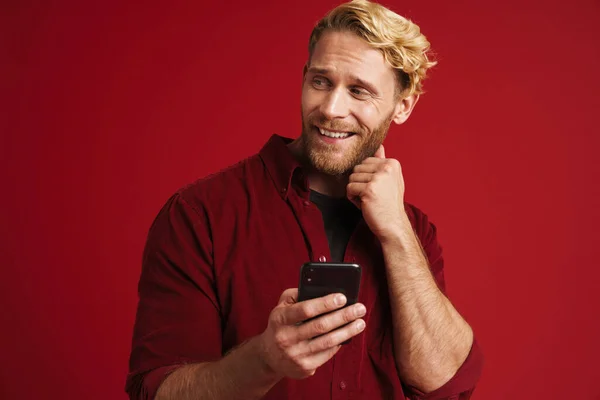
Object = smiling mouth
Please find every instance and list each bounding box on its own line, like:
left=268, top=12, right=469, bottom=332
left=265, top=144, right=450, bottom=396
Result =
left=317, top=126, right=355, bottom=139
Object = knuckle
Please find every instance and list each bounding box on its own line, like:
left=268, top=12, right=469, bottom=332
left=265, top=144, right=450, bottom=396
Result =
left=272, top=309, right=286, bottom=326
left=344, top=308, right=357, bottom=322
left=366, top=184, right=376, bottom=196
left=307, top=340, right=320, bottom=354
left=324, top=295, right=338, bottom=310
left=299, top=304, right=313, bottom=319
left=320, top=336, right=335, bottom=349
left=279, top=288, right=297, bottom=305
left=273, top=331, right=290, bottom=348
left=313, top=319, right=329, bottom=334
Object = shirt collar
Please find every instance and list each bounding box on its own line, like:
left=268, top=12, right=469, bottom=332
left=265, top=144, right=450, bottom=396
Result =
left=259, top=134, right=307, bottom=199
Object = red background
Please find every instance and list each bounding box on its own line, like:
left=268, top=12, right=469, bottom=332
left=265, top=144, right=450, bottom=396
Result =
left=2, top=0, right=600, bottom=399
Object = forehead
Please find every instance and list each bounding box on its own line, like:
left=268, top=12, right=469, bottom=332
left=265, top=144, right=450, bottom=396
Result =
left=310, top=30, right=395, bottom=84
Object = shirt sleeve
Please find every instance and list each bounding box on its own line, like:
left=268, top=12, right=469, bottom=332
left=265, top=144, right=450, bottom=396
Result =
left=125, top=192, right=222, bottom=400
left=403, top=339, right=484, bottom=400
left=403, top=205, right=484, bottom=399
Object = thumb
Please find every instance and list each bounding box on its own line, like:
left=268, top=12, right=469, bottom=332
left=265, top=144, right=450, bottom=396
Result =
left=374, top=144, right=385, bottom=159
left=278, top=288, right=299, bottom=305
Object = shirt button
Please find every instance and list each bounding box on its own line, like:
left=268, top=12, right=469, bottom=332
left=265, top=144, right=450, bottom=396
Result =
left=339, top=381, right=347, bottom=390
left=318, top=255, right=327, bottom=262
left=281, top=187, right=287, bottom=193
left=303, top=200, right=310, bottom=206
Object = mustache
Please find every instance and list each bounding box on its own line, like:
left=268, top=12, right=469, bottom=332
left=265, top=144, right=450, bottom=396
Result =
left=309, top=117, right=359, bottom=134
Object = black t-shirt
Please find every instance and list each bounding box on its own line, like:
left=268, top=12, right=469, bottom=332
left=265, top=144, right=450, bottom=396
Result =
left=309, top=190, right=362, bottom=262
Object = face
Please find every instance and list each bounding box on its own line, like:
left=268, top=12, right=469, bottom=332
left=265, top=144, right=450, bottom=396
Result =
left=300, top=30, right=416, bottom=175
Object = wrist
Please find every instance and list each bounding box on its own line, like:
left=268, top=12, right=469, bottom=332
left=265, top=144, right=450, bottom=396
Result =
left=251, top=333, right=284, bottom=382
left=377, top=214, right=414, bottom=247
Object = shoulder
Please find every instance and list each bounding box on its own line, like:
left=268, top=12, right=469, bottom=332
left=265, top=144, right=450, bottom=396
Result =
left=175, top=153, right=267, bottom=213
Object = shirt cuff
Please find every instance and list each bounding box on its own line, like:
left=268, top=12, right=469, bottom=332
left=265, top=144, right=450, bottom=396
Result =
left=126, top=364, right=182, bottom=400
left=404, top=338, right=484, bottom=400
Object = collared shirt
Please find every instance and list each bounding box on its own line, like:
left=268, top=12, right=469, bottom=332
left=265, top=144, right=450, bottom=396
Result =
left=126, top=134, right=483, bottom=400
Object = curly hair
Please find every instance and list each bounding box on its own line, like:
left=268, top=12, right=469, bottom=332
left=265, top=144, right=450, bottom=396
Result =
left=308, top=0, right=437, bottom=98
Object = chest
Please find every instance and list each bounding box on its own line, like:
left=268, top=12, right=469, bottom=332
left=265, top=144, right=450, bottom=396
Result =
left=210, top=192, right=391, bottom=353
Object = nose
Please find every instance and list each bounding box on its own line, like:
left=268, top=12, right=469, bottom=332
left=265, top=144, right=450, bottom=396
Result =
left=319, top=87, right=350, bottom=120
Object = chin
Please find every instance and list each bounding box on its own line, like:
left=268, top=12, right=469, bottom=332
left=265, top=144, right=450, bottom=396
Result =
left=310, top=155, right=355, bottom=176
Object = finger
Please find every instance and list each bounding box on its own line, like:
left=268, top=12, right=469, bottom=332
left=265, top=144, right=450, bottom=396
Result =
left=283, top=292, right=347, bottom=325
left=297, top=303, right=366, bottom=341
left=306, top=319, right=366, bottom=353
left=348, top=172, right=373, bottom=183
left=278, top=288, right=299, bottom=306
left=374, top=144, right=385, bottom=159
left=352, top=163, right=379, bottom=174
left=361, top=157, right=386, bottom=164
left=347, top=194, right=361, bottom=209
left=346, top=182, right=367, bottom=199
left=302, top=345, right=342, bottom=371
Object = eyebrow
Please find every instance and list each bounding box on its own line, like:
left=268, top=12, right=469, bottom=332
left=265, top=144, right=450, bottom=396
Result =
left=307, top=67, right=380, bottom=96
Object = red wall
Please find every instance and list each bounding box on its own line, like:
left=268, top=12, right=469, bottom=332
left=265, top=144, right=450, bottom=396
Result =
left=3, top=1, right=600, bottom=399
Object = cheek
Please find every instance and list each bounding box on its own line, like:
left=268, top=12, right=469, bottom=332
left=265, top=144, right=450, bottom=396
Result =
left=301, top=87, right=323, bottom=115
left=353, top=104, right=380, bottom=132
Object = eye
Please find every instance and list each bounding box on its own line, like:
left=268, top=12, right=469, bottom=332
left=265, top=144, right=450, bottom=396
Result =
left=350, top=87, right=370, bottom=99
left=312, top=76, right=330, bottom=89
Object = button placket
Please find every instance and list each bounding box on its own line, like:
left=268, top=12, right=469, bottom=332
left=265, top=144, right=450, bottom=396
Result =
left=287, top=189, right=331, bottom=266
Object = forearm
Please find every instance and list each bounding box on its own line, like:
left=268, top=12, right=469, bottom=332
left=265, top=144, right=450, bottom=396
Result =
left=155, top=336, right=281, bottom=400
left=380, top=220, right=473, bottom=393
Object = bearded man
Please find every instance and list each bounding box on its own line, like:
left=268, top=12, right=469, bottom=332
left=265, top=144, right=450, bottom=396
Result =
left=126, top=1, right=484, bottom=399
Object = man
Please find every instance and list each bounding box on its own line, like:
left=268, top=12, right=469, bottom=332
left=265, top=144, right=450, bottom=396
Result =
left=126, top=1, right=483, bottom=399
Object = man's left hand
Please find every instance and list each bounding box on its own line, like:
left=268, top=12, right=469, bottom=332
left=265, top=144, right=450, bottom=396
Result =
left=346, top=145, right=409, bottom=240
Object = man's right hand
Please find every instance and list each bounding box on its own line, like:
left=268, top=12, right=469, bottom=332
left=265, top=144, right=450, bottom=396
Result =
left=258, top=288, right=367, bottom=380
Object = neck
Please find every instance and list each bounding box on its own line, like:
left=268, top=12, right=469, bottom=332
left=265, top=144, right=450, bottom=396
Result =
left=307, top=172, right=349, bottom=197
left=288, top=137, right=349, bottom=198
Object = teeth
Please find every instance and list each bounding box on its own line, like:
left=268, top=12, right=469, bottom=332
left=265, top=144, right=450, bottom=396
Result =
left=318, top=128, right=350, bottom=139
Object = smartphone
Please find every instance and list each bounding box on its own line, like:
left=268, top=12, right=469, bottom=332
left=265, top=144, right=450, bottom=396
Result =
left=297, top=262, right=362, bottom=343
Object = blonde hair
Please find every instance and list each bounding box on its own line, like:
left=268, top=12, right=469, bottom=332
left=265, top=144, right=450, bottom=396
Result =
left=308, top=0, right=437, bottom=97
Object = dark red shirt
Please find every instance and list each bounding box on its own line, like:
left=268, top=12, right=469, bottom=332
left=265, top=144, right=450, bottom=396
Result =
left=126, top=135, right=483, bottom=400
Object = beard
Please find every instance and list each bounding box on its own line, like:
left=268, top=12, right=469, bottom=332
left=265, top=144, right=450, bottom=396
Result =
left=299, top=111, right=394, bottom=176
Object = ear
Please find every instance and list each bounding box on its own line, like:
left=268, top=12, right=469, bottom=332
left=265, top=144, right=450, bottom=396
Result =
left=301, top=62, right=309, bottom=87
left=391, top=94, right=419, bottom=125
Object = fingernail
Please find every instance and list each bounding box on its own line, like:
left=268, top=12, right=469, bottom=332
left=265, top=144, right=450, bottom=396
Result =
left=356, top=320, right=366, bottom=331
left=335, top=294, right=347, bottom=306
left=355, top=304, right=366, bottom=316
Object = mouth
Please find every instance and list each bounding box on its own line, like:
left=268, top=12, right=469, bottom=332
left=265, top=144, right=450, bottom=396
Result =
left=315, top=126, right=356, bottom=141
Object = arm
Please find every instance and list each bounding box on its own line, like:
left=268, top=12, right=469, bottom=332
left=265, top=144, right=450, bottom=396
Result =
left=379, top=216, right=473, bottom=393
left=155, top=290, right=367, bottom=400
left=155, top=337, right=279, bottom=400
left=347, top=145, right=483, bottom=397
left=126, top=192, right=366, bottom=399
